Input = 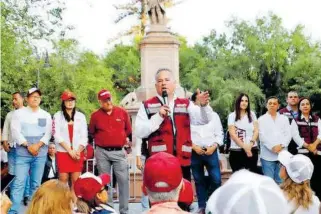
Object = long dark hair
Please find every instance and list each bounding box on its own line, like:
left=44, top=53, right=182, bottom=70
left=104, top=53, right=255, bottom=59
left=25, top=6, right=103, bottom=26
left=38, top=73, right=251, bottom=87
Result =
left=298, top=97, right=312, bottom=119
left=61, top=101, right=76, bottom=122
left=235, top=93, right=252, bottom=123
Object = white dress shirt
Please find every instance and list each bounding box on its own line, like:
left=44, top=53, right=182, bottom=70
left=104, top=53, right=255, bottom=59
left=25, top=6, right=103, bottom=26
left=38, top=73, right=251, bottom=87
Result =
left=291, top=115, right=321, bottom=148
left=1, top=149, right=8, bottom=163
left=48, top=157, right=56, bottom=178
left=258, top=113, right=291, bottom=161
left=135, top=95, right=213, bottom=156
left=2, top=108, right=26, bottom=147
left=2, top=110, right=15, bottom=147
left=228, top=111, right=258, bottom=149
left=191, top=111, right=223, bottom=147
left=53, top=111, right=88, bottom=152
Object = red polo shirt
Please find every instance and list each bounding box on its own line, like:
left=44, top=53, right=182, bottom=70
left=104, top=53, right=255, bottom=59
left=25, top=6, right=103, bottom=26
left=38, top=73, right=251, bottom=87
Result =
left=89, top=107, right=132, bottom=148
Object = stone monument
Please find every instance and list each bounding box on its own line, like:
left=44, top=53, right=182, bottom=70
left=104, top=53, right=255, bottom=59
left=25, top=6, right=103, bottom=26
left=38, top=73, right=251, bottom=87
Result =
left=120, top=0, right=188, bottom=112
left=120, top=2, right=231, bottom=201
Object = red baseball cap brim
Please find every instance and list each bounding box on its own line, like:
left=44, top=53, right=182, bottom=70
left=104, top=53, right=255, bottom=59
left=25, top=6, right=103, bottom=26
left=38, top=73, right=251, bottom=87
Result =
left=99, top=173, right=111, bottom=186
left=61, top=91, right=76, bottom=101
left=178, top=179, right=194, bottom=205
left=74, top=172, right=111, bottom=201
left=98, top=89, right=112, bottom=100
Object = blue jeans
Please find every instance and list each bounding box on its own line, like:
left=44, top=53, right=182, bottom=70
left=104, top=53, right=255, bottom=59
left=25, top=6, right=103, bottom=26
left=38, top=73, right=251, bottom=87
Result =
left=260, top=158, right=282, bottom=184
left=9, top=155, right=46, bottom=214
left=7, top=148, right=16, bottom=175
left=7, top=148, right=31, bottom=197
left=191, top=151, right=221, bottom=209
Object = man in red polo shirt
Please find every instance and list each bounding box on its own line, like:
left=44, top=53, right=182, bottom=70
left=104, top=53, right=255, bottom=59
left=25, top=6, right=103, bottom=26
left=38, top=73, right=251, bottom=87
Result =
left=89, top=89, right=132, bottom=214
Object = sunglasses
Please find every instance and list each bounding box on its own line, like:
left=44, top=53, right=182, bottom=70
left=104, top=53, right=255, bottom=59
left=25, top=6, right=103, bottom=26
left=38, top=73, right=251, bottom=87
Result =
left=98, top=185, right=109, bottom=193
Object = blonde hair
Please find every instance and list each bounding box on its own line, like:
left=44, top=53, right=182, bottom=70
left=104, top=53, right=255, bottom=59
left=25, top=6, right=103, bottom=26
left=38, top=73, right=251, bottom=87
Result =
left=26, top=180, right=73, bottom=214
left=75, top=198, right=91, bottom=214
left=280, top=177, right=313, bottom=209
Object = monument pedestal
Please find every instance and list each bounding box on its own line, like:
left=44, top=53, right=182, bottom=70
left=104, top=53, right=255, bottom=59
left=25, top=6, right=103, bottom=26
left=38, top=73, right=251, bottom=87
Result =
left=120, top=25, right=189, bottom=173
left=138, top=26, right=186, bottom=101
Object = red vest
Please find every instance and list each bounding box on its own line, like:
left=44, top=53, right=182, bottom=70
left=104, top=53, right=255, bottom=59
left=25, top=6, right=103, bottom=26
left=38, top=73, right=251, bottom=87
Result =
left=279, top=107, right=295, bottom=121
left=295, top=115, right=320, bottom=151
left=143, top=97, right=192, bottom=166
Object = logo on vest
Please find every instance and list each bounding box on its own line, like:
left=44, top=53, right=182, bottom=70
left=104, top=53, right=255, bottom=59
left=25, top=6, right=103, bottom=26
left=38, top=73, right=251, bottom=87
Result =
left=148, top=103, right=162, bottom=108
left=176, top=104, right=187, bottom=107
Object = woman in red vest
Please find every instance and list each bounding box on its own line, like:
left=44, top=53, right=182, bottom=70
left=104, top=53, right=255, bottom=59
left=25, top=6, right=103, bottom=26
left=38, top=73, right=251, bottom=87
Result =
left=291, top=97, right=321, bottom=200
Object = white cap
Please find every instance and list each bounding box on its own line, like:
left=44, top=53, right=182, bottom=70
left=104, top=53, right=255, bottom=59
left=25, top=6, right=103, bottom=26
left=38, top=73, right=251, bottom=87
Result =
left=206, top=170, right=288, bottom=214
left=278, top=150, right=314, bottom=184
left=27, top=87, right=41, bottom=96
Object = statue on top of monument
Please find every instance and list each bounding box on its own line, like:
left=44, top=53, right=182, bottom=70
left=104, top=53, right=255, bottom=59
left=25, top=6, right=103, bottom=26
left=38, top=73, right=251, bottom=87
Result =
left=147, top=0, right=166, bottom=25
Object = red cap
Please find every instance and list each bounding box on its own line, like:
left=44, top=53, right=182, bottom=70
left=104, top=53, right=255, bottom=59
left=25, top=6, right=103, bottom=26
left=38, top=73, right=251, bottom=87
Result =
left=61, top=90, right=76, bottom=101
left=97, top=89, right=111, bottom=100
left=74, top=172, right=110, bottom=201
left=178, top=179, right=194, bottom=205
left=143, top=152, right=182, bottom=192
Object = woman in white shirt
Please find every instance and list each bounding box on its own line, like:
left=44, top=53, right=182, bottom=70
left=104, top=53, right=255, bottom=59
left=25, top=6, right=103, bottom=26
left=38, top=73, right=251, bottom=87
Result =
left=278, top=150, right=320, bottom=214
left=53, top=90, right=88, bottom=197
left=228, top=93, right=259, bottom=172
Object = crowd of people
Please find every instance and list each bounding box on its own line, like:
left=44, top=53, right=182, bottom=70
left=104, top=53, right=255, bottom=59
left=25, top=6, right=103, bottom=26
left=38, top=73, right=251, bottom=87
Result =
left=0, top=67, right=320, bottom=214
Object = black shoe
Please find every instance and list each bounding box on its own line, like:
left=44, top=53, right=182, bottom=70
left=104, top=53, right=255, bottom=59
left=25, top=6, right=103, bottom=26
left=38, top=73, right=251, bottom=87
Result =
left=23, top=197, right=29, bottom=206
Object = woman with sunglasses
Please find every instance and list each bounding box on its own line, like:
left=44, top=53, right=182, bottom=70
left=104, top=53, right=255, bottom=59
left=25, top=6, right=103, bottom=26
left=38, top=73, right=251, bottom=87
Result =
left=74, top=172, right=117, bottom=214
left=291, top=97, right=321, bottom=200
left=227, top=93, right=259, bottom=172
left=53, top=90, right=88, bottom=199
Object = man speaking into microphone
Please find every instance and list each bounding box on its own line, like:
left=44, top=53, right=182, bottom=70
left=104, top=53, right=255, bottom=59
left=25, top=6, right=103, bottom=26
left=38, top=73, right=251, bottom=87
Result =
left=135, top=68, right=213, bottom=210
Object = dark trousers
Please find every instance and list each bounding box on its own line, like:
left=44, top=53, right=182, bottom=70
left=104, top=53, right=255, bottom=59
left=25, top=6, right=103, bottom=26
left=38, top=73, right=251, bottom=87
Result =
left=308, top=153, right=321, bottom=200
left=191, top=151, right=221, bottom=209
left=229, top=148, right=259, bottom=173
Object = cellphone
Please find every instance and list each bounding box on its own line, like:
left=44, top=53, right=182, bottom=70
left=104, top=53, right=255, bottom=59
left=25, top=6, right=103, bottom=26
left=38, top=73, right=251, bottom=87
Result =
left=1, top=174, right=15, bottom=193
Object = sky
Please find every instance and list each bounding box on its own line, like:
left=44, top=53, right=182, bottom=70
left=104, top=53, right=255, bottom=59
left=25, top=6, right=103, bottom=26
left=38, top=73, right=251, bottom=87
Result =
left=60, top=0, right=321, bottom=55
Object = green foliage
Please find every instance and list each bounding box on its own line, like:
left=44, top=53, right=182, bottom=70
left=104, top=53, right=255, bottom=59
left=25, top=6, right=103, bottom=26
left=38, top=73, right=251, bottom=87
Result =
left=103, top=44, right=140, bottom=97
left=2, top=2, right=321, bottom=127
left=1, top=2, right=116, bottom=122
left=179, top=13, right=321, bottom=124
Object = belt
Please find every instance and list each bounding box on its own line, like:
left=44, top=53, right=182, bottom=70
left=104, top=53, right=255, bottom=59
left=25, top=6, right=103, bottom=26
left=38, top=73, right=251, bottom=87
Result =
left=230, top=146, right=258, bottom=152
left=98, top=146, right=122, bottom=151
left=298, top=148, right=321, bottom=156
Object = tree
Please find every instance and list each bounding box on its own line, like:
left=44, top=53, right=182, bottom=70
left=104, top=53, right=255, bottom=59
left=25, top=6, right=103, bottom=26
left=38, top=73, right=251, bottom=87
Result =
left=1, top=2, right=40, bottom=119
left=34, top=39, right=117, bottom=119
left=103, top=40, right=141, bottom=97
left=179, top=13, right=321, bottom=123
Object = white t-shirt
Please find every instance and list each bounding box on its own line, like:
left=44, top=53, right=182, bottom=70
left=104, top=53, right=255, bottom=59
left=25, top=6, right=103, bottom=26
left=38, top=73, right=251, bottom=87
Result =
left=48, top=157, right=56, bottom=178
left=287, top=195, right=320, bottom=214
left=227, top=111, right=257, bottom=149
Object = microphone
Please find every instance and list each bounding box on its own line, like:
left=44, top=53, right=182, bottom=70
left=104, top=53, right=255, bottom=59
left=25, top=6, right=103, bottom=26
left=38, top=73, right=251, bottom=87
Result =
left=162, top=90, right=168, bottom=105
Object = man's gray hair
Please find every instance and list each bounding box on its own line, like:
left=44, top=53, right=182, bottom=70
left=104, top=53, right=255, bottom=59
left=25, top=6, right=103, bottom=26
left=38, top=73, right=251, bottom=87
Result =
left=154, top=68, right=175, bottom=82
left=146, top=181, right=182, bottom=203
